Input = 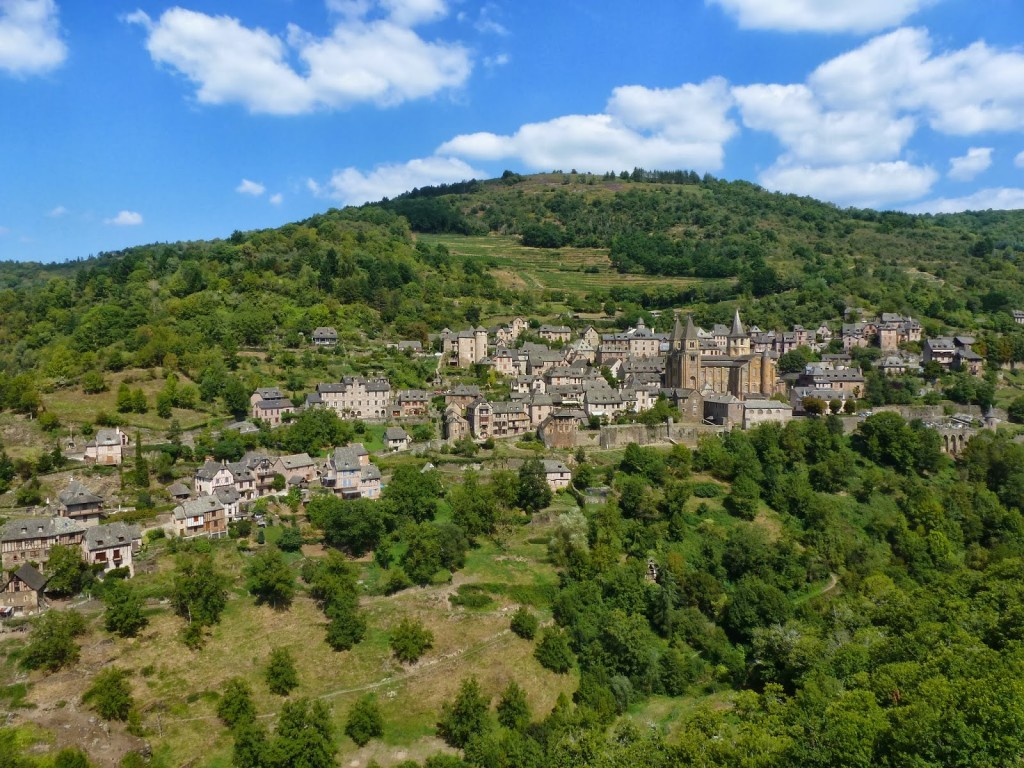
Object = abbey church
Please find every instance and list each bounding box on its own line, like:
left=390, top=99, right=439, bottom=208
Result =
left=664, top=311, right=780, bottom=398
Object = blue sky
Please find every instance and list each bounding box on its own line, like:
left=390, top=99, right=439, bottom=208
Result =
left=3, top=0, right=1024, bottom=262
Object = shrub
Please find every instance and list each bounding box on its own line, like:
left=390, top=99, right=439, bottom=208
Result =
left=390, top=618, right=434, bottom=665
left=345, top=694, right=384, bottom=746
left=449, top=585, right=493, bottom=609
left=509, top=607, right=539, bottom=640
left=82, top=668, right=134, bottom=721
left=692, top=482, right=723, bottom=498
left=383, top=567, right=413, bottom=595
left=217, top=677, right=256, bottom=729
left=265, top=647, right=299, bottom=695
left=278, top=525, right=304, bottom=552
left=534, top=628, right=574, bottom=673
left=22, top=611, right=86, bottom=672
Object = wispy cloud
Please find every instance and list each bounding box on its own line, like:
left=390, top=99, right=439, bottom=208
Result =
left=907, top=187, right=1024, bottom=214
left=948, top=147, right=992, bottom=182
left=47, top=205, right=67, bottom=218
left=236, top=178, right=266, bottom=196
left=310, top=155, right=483, bottom=205
left=105, top=210, right=143, bottom=226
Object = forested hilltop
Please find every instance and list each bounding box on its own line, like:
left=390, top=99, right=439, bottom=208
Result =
left=2, top=171, right=1024, bottom=387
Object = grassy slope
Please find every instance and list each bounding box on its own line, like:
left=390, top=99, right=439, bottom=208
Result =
left=3, top=516, right=576, bottom=767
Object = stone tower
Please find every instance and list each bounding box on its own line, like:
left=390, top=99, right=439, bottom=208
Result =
left=666, top=314, right=702, bottom=389
left=727, top=309, right=749, bottom=357
left=474, top=327, right=488, bottom=363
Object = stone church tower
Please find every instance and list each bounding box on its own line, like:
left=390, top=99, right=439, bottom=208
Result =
left=726, top=309, right=749, bottom=357
left=666, top=313, right=701, bottom=390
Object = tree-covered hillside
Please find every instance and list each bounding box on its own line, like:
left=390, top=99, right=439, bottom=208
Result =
left=377, top=171, right=1024, bottom=332
left=2, top=171, right=1024, bottom=405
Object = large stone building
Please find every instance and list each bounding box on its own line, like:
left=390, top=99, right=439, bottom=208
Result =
left=664, top=312, right=778, bottom=398
left=306, top=377, right=392, bottom=419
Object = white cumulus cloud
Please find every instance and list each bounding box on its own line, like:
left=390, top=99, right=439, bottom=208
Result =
left=236, top=178, right=266, bottom=196
left=439, top=79, right=737, bottom=173
left=128, top=5, right=471, bottom=114
left=707, top=0, right=933, bottom=33
left=47, top=205, right=67, bottom=217
left=759, top=161, right=938, bottom=209
left=907, top=187, right=1024, bottom=214
left=311, top=156, right=483, bottom=205
left=948, top=147, right=992, bottom=181
left=812, top=28, right=1024, bottom=135
left=730, top=29, right=1024, bottom=209
left=733, top=83, right=915, bottom=164
left=105, top=210, right=143, bottom=226
left=269, top=193, right=283, bottom=206
left=1014, top=151, right=1024, bottom=169
left=0, top=0, right=67, bottom=76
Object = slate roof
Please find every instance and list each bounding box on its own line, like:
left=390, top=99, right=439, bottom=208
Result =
left=92, top=428, right=125, bottom=448
left=12, top=563, right=47, bottom=592
left=276, top=453, right=315, bottom=470
left=83, top=522, right=140, bottom=552
left=744, top=400, right=793, bottom=411
left=542, top=460, right=571, bottom=475
left=173, top=495, right=224, bottom=521
left=384, top=427, right=410, bottom=441
left=1, top=517, right=86, bottom=543
left=167, top=482, right=191, bottom=498
left=253, top=387, right=285, bottom=401
left=215, top=487, right=241, bottom=505
left=58, top=480, right=102, bottom=507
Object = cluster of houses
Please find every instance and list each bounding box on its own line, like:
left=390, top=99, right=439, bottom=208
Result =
left=247, top=309, right=997, bottom=449
left=1, top=479, right=142, bottom=616
left=3, top=308, right=1004, bottom=618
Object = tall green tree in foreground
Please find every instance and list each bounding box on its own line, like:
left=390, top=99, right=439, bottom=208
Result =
left=103, top=579, right=147, bottom=637
left=245, top=546, right=295, bottom=608
left=171, top=554, right=228, bottom=647
left=345, top=694, right=384, bottom=746
left=265, top=648, right=299, bottom=696
left=437, top=676, right=491, bottom=749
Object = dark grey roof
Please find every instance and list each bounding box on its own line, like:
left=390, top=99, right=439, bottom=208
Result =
left=254, top=398, right=294, bottom=411
left=491, top=402, right=527, bottom=415
left=397, top=389, right=429, bottom=401
left=1, top=516, right=86, bottom=542
left=12, top=563, right=47, bottom=592
left=195, top=460, right=224, bottom=481
left=58, top=480, right=102, bottom=507
left=253, top=387, right=285, bottom=400
left=167, top=482, right=191, bottom=497
left=93, top=428, right=125, bottom=447
left=276, top=453, right=315, bottom=470
left=330, top=446, right=365, bottom=471
left=84, top=522, right=140, bottom=552
left=384, top=427, right=409, bottom=441
left=215, top=487, right=241, bottom=504
left=173, top=495, right=224, bottom=521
